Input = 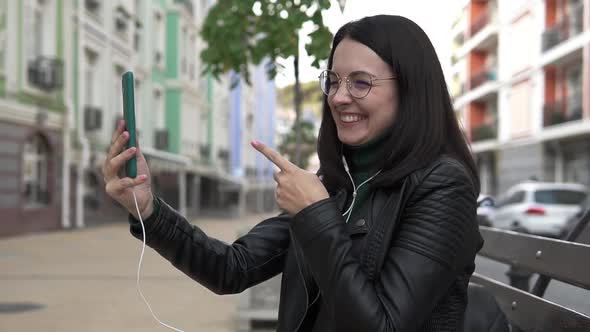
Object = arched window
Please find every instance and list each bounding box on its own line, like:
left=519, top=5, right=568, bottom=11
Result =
left=22, top=134, right=51, bottom=207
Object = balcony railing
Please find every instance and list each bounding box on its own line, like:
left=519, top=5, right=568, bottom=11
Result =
left=27, top=56, right=63, bottom=92
left=469, top=69, right=497, bottom=90
left=543, top=93, right=583, bottom=127
left=471, top=123, right=497, bottom=142
left=470, top=11, right=490, bottom=38
left=542, top=5, right=584, bottom=52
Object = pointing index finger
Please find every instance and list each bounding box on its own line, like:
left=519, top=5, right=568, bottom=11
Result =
left=251, top=140, right=295, bottom=172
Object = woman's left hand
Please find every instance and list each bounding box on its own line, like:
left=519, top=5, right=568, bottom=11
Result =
left=251, top=140, right=330, bottom=215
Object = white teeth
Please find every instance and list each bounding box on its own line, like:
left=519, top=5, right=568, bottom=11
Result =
left=341, top=114, right=366, bottom=123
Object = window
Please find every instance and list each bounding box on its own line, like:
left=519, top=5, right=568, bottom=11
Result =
left=85, top=0, right=101, bottom=19
left=534, top=190, right=586, bottom=205
left=85, top=49, right=98, bottom=106
left=508, top=191, right=526, bottom=204
left=181, top=26, right=188, bottom=75
left=114, top=7, right=130, bottom=38
left=153, top=11, right=165, bottom=67
left=25, top=0, right=47, bottom=62
left=154, top=89, right=164, bottom=129
left=22, top=134, right=51, bottom=207
left=134, top=0, right=142, bottom=51
left=497, top=191, right=525, bottom=208
left=85, top=68, right=94, bottom=105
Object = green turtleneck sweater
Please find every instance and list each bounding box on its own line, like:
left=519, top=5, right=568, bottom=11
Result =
left=342, top=132, right=388, bottom=223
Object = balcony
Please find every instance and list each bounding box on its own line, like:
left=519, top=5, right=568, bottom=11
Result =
left=542, top=7, right=584, bottom=52
left=470, top=11, right=490, bottom=38
left=471, top=123, right=497, bottom=142
left=27, top=56, right=63, bottom=92
left=543, top=93, right=583, bottom=127
left=469, top=69, right=497, bottom=90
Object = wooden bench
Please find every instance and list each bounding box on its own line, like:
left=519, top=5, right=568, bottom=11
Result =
left=236, top=213, right=590, bottom=331
left=471, top=210, right=590, bottom=331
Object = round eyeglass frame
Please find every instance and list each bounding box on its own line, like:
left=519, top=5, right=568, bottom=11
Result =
left=318, top=70, right=397, bottom=99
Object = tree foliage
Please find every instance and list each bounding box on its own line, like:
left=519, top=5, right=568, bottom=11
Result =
left=200, top=0, right=333, bottom=84
left=278, top=120, right=317, bottom=169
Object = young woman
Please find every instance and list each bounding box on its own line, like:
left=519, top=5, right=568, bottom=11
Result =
left=103, top=15, right=483, bottom=332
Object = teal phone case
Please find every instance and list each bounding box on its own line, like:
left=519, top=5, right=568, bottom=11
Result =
left=122, top=71, right=137, bottom=178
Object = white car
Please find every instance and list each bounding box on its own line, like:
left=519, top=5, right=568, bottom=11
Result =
left=490, top=182, right=587, bottom=237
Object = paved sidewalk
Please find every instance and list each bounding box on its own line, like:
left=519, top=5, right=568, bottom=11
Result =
left=0, top=212, right=276, bottom=332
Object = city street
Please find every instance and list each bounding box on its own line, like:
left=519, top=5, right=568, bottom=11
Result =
left=2, top=213, right=590, bottom=331
left=0, top=212, right=274, bottom=332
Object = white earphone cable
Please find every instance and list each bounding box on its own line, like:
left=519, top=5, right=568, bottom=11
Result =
left=132, top=188, right=185, bottom=332
left=341, top=156, right=382, bottom=223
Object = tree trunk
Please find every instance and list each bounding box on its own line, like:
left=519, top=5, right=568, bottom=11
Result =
left=293, top=54, right=303, bottom=167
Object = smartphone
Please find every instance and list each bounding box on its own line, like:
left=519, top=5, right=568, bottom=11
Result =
left=122, top=71, right=137, bottom=178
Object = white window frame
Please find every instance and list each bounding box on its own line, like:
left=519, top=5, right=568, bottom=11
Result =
left=23, top=0, right=57, bottom=95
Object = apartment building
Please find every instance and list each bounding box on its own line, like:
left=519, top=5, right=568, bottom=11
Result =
left=0, top=0, right=276, bottom=237
left=0, top=0, right=66, bottom=237
left=451, top=0, right=590, bottom=195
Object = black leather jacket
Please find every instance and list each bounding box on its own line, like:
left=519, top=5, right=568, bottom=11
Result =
left=129, top=156, right=483, bottom=331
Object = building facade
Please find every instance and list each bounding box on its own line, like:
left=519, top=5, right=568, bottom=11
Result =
left=0, top=0, right=66, bottom=237
left=0, top=0, right=277, bottom=237
left=451, top=0, right=590, bottom=196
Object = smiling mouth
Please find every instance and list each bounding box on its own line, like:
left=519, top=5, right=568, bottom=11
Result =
left=340, top=113, right=368, bottom=123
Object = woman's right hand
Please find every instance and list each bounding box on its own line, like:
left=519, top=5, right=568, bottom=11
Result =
left=102, top=119, right=154, bottom=220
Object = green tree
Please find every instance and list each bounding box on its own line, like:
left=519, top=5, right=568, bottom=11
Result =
left=278, top=120, right=317, bottom=170
left=200, top=0, right=333, bottom=167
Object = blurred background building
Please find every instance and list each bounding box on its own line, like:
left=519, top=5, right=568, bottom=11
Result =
left=451, top=0, right=590, bottom=196
left=0, top=0, right=277, bottom=237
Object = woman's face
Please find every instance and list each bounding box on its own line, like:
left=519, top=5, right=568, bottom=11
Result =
left=328, top=38, right=399, bottom=146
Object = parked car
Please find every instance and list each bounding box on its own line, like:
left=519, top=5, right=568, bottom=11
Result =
left=490, top=181, right=587, bottom=238
left=477, top=194, right=495, bottom=227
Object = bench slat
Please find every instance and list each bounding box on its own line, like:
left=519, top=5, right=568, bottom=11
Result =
left=478, top=227, right=590, bottom=289
left=471, top=273, right=590, bottom=332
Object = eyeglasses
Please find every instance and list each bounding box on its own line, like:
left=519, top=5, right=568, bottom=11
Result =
left=318, top=70, right=396, bottom=99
